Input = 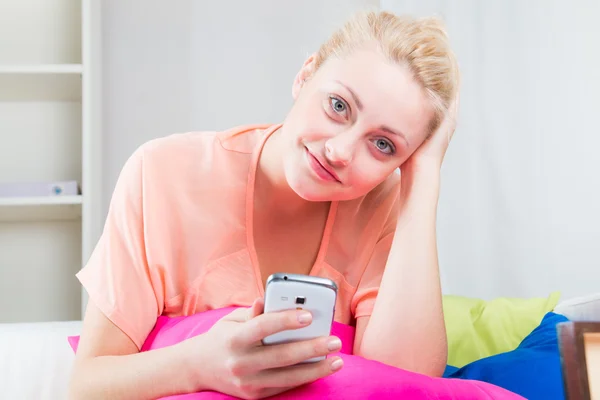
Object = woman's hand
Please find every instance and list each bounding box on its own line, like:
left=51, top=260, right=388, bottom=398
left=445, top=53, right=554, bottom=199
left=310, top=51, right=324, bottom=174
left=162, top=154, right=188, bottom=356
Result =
left=398, top=92, right=459, bottom=200
left=182, top=299, right=343, bottom=399
left=404, top=92, right=460, bottom=172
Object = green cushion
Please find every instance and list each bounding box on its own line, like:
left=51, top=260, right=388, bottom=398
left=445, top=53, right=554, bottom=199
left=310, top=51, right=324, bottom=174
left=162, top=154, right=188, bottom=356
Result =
left=443, top=291, right=561, bottom=367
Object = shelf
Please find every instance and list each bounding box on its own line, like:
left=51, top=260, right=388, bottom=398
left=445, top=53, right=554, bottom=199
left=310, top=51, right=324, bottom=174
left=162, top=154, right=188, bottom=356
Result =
left=0, top=64, right=82, bottom=101
left=0, top=64, right=83, bottom=74
left=0, top=195, right=82, bottom=222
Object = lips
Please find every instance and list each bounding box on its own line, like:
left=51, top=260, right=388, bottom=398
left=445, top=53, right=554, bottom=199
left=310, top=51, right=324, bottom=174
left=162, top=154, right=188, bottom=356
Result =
left=305, top=147, right=341, bottom=183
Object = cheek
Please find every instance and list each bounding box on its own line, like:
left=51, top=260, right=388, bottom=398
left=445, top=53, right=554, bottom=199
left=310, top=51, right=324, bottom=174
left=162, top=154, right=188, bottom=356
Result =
left=348, top=155, right=395, bottom=190
left=287, top=104, right=332, bottom=141
left=352, top=169, right=386, bottom=189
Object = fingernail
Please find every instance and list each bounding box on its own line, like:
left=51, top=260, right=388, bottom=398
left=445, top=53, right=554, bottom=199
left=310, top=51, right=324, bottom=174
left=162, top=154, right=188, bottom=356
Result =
left=297, top=311, right=312, bottom=324
left=331, top=358, right=343, bottom=371
left=327, top=337, right=342, bottom=352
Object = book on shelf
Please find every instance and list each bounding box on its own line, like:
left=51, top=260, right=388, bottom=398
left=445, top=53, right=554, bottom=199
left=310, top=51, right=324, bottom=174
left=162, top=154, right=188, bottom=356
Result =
left=0, top=181, right=80, bottom=198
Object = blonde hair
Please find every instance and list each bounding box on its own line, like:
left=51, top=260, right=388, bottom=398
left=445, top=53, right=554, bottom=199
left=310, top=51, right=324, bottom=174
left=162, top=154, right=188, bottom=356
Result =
left=314, top=11, right=459, bottom=135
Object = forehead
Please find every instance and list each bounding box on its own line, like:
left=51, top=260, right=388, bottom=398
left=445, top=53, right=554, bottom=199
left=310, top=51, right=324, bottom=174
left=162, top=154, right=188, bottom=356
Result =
left=316, top=48, right=433, bottom=141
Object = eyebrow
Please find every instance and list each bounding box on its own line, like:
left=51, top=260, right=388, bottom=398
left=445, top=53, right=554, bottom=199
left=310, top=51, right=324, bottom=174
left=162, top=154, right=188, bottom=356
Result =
left=335, top=80, right=364, bottom=111
left=381, top=126, right=409, bottom=146
left=334, top=80, right=410, bottom=146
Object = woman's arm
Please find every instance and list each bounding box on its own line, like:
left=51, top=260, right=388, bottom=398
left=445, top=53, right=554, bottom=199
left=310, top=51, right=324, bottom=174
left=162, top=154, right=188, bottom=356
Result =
left=69, top=299, right=343, bottom=400
left=68, top=302, right=197, bottom=400
left=354, top=162, right=447, bottom=377
left=354, top=96, right=459, bottom=377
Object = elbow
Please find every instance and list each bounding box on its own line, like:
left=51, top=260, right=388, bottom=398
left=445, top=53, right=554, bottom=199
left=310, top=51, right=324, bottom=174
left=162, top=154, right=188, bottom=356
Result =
left=416, top=352, right=448, bottom=378
left=355, top=341, right=448, bottom=378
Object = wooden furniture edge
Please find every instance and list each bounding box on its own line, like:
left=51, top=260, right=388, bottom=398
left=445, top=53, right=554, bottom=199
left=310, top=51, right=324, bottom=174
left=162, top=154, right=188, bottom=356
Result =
left=557, top=321, right=600, bottom=400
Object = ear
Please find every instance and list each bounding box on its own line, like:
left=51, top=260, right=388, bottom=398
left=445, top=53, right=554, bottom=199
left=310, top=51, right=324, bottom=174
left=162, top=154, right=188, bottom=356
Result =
left=292, top=53, right=317, bottom=100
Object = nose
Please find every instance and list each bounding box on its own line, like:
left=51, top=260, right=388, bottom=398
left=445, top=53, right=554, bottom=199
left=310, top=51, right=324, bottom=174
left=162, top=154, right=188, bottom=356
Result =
left=324, top=132, right=356, bottom=167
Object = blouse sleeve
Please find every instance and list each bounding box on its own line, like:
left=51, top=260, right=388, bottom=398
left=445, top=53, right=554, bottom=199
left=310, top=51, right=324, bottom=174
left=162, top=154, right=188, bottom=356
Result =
left=350, top=231, right=396, bottom=319
left=350, top=186, right=400, bottom=319
left=76, top=145, right=164, bottom=350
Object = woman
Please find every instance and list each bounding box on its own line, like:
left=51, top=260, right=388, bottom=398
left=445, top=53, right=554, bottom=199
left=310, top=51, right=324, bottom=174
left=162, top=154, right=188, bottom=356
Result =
left=68, top=10, right=460, bottom=400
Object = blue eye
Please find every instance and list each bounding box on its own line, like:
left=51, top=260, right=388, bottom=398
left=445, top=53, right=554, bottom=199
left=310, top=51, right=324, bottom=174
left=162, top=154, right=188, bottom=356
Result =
left=330, top=97, right=347, bottom=114
left=373, top=138, right=395, bottom=155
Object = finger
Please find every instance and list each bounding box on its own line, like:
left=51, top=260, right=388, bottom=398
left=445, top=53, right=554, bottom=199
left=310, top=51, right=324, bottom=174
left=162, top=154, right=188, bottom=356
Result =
left=247, top=298, right=264, bottom=320
left=256, top=297, right=264, bottom=312
left=241, top=335, right=342, bottom=372
left=230, top=309, right=312, bottom=349
left=225, top=298, right=265, bottom=323
left=258, top=356, right=343, bottom=389
left=436, top=102, right=458, bottom=144
left=447, top=92, right=460, bottom=128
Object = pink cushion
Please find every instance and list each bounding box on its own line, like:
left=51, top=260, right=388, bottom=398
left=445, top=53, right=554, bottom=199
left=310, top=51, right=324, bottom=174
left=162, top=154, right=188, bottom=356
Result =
left=68, top=307, right=524, bottom=399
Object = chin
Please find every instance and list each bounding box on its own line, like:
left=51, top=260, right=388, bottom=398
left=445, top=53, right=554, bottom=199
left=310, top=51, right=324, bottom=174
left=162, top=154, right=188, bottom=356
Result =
left=287, top=175, right=362, bottom=202
left=288, top=179, right=331, bottom=202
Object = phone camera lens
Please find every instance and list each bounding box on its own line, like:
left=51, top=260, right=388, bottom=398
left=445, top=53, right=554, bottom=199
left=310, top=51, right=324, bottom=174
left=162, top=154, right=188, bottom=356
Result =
left=295, top=296, right=306, bottom=305
left=283, top=276, right=288, bottom=280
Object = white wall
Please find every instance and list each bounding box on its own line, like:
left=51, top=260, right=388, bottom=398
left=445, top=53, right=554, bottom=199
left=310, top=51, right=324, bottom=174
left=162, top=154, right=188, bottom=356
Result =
left=382, top=0, right=600, bottom=300
left=100, top=1, right=599, bottom=301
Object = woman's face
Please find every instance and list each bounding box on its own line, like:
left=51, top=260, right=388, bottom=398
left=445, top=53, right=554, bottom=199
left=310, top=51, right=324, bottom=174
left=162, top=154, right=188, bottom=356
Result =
left=280, top=48, right=434, bottom=202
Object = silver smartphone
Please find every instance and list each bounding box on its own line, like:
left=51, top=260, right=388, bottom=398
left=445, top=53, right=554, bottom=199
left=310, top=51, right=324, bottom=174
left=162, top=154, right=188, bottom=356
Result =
left=262, top=273, right=338, bottom=363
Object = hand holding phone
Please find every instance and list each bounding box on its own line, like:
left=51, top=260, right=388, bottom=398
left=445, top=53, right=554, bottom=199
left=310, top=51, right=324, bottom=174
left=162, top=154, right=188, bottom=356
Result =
left=262, top=273, right=338, bottom=363
left=187, top=295, right=343, bottom=399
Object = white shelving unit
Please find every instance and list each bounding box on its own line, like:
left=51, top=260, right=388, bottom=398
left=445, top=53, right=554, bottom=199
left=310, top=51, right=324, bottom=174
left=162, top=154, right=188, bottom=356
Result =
left=0, top=195, right=83, bottom=222
left=0, top=64, right=84, bottom=73
left=0, top=0, right=102, bottom=323
left=0, top=64, right=83, bottom=101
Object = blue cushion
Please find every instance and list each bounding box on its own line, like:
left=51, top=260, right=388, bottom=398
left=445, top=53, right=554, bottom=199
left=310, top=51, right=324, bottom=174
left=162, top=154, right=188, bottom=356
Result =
left=443, top=364, right=459, bottom=376
left=444, top=311, right=568, bottom=400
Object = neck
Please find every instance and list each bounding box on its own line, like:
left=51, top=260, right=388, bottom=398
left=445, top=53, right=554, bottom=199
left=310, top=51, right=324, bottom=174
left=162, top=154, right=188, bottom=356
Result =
left=255, top=127, right=316, bottom=216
